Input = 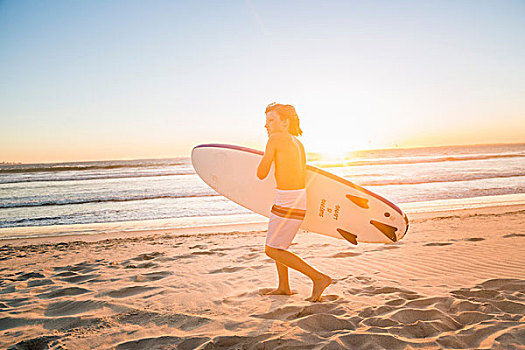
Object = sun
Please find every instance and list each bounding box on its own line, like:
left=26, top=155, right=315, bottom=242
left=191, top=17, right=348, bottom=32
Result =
left=305, top=133, right=372, bottom=161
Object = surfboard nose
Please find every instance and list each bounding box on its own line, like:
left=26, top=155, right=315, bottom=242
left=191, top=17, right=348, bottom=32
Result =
left=399, top=213, right=410, bottom=240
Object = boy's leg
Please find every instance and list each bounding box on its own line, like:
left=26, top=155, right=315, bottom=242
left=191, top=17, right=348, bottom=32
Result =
left=265, top=245, right=331, bottom=302
left=264, top=261, right=292, bottom=295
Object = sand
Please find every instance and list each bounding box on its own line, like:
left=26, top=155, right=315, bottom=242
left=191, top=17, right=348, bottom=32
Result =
left=1, top=205, right=525, bottom=349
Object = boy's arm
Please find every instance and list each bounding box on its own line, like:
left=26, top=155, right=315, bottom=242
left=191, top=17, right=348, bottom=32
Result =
left=257, top=136, right=277, bottom=180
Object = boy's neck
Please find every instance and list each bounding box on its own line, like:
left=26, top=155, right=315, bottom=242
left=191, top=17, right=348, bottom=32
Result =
left=272, top=131, right=291, bottom=136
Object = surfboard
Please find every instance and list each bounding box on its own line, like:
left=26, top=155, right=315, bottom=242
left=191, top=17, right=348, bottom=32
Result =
left=191, top=144, right=409, bottom=244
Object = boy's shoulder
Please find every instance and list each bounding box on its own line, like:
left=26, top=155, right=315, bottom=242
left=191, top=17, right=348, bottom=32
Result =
left=268, top=134, right=303, bottom=155
left=268, top=133, right=293, bottom=144
left=272, top=134, right=301, bottom=151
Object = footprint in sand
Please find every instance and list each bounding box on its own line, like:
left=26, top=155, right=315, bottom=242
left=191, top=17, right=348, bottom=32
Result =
left=189, top=244, right=207, bottom=250
left=357, top=285, right=417, bottom=297
left=117, top=310, right=210, bottom=331
left=234, top=252, right=259, bottom=263
left=359, top=305, right=398, bottom=318
left=124, top=261, right=159, bottom=269
left=9, top=336, right=61, bottom=350
left=331, top=251, right=361, bottom=258
left=503, top=233, right=525, bottom=238
left=133, top=271, right=172, bottom=282
left=210, top=247, right=238, bottom=253
left=451, top=288, right=500, bottom=300
left=136, top=262, right=158, bottom=268
left=53, top=262, right=98, bottom=274
left=353, top=276, right=374, bottom=283
left=295, top=313, right=356, bottom=332
left=106, top=285, right=159, bottom=298
left=464, top=237, right=485, bottom=242
left=253, top=302, right=343, bottom=321
left=53, top=271, right=77, bottom=277
left=27, top=279, right=54, bottom=287
left=61, top=274, right=100, bottom=284
left=192, top=251, right=226, bottom=257
left=209, top=266, right=245, bottom=274
left=370, top=245, right=401, bottom=252
left=115, top=336, right=209, bottom=350
left=132, top=252, right=164, bottom=261
left=318, top=295, right=340, bottom=302
left=404, top=296, right=452, bottom=309
left=385, top=298, right=406, bottom=307
left=44, top=299, right=109, bottom=317
left=15, top=272, right=45, bottom=280
left=454, top=311, right=493, bottom=325
left=478, top=278, right=525, bottom=291
left=257, top=288, right=298, bottom=296
left=341, top=333, right=435, bottom=349
left=38, top=287, right=91, bottom=299
left=393, top=308, right=462, bottom=334
left=424, top=242, right=453, bottom=246
left=362, top=316, right=399, bottom=328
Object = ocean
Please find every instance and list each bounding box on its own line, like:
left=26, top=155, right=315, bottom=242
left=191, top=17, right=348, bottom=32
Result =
left=1, top=143, right=524, bottom=240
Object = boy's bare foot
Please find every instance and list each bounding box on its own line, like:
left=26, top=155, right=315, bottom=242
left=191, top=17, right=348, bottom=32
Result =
left=306, top=275, right=332, bottom=302
left=262, top=288, right=294, bottom=296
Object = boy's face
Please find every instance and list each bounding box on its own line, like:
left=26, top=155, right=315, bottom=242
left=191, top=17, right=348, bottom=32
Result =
left=265, top=110, right=289, bottom=137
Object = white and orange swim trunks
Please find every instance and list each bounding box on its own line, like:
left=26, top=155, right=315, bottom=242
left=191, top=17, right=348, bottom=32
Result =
left=265, top=188, right=307, bottom=250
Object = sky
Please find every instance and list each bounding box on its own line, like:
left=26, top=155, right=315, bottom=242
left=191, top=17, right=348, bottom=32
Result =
left=1, top=0, right=524, bottom=163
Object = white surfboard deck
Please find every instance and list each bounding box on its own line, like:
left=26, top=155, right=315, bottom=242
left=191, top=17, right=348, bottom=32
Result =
left=191, top=144, right=409, bottom=244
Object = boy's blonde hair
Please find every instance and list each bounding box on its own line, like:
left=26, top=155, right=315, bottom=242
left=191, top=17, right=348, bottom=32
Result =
left=265, top=102, right=303, bottom=136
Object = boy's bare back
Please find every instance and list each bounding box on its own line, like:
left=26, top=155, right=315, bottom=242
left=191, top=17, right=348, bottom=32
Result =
left=272, top=134, right=306, bottom=190
left=257, top=132, right=306, bottom=190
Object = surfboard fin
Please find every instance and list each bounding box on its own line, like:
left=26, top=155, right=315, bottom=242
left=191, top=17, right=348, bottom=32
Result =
left=370, top=220, right=398, bottom=242
left=346, top=194, right=369, bottom=209
left=337, top=229, right=358, bottom=245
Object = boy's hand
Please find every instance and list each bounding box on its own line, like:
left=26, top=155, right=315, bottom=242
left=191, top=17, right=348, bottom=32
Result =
left=257, top=136, right=278, bottom=180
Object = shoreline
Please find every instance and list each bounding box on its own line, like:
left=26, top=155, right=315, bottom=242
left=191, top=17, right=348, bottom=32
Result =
left=1, top=193, right=525, bottom=245
left=1, top=203, right=524, bottom=248
left=2, top=203, right=524, bottom=249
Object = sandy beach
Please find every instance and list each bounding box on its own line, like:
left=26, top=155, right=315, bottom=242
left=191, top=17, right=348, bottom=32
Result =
left=1, top=204, right=524, bottom=349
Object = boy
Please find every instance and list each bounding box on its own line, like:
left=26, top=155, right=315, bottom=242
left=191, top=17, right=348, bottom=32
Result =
left=257, top=103, right=332, bottom=302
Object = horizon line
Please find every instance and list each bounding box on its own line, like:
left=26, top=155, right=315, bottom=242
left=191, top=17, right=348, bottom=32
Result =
left=2, top=141, right=524, bottom=166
